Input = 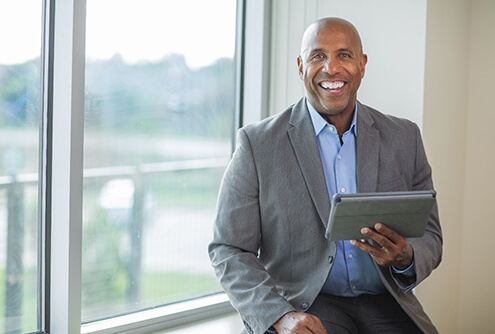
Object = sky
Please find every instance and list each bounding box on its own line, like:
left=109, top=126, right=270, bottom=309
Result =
left=0, top=0, right=42, bottom=65
left=0, top=0, right=237, bottom=68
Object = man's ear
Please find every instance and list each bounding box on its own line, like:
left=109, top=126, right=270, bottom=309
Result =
left=297, top=56, right=304, bottom=80
left=360, top=54, right=368, bottom=78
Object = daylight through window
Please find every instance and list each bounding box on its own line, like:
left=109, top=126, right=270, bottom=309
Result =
left=82, top=0, right=237, bottom=322
left=0, top=0, right=43, bottom=332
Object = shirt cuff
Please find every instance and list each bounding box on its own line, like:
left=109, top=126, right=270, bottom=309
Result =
left=390, top=260, right=416, bottom=292
left=391, top=260, right=416, bottom=278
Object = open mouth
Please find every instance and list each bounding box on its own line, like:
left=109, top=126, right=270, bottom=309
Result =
left=319, top=80, right=345, bottom=92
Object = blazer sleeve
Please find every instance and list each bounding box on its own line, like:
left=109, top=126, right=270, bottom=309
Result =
left=208, top=128, right=295, bottom=334
left=395, top=123, right=442, bottom=288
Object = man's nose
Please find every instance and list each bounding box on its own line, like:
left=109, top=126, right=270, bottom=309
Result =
left=322, top=58, right=340, bottom=74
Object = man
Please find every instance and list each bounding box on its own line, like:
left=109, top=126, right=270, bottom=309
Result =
left=209, top=17, right=442, bottom=334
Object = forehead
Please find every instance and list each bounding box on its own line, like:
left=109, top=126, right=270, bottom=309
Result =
left=302, top=22, right=361, bottom=54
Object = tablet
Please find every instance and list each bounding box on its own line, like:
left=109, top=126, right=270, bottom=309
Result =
left=325, top=190, right=436, bottom=241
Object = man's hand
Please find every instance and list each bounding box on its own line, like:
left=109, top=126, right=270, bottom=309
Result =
left=273, top=311, right=327, bottom=334
left=350, top=223, right=413, bottom=269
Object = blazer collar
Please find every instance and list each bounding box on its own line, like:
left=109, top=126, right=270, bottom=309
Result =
left=356, top=101, right=380, bottom=193
left=287, top=98, right=331, bottom=227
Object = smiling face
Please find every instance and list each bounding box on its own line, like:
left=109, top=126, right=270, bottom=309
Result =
left=298, top=18, right=367, bottom=122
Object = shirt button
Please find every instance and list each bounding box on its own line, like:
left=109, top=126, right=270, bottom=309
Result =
left=337, top=154, right=342, bottom=160
left=348, top=254, right=353, bottom=259
left=300, top=301, right=309, bottom=309
left=341, top=188, right=346, bottom=193
left=328, top=256, right=334, bottom=264
left=352, top=286, right=357, bottom=290
left=329, top=127, right=335, bottom=132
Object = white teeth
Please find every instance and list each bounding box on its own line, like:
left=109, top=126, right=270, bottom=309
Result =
left=321, top=81, right=344, bottom=89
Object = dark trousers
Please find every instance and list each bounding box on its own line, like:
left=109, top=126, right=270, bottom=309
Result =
left=306, top=292, right=422, bottom=334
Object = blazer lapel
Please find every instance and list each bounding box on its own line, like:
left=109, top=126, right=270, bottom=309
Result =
left=287, top=98, right=331, bottom=227
left=356, top=101, right=380, bottom=193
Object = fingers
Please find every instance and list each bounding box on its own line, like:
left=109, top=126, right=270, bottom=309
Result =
left=273, top=311, right=327, bottom=334
left=361, top=225, right=396, bottom=249
left=350, top=223, right=413, bottom=268
left=373, top=223, right=402, bottom=243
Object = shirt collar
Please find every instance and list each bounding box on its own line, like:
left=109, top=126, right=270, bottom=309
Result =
left=306, top=99, right=357, bottom=137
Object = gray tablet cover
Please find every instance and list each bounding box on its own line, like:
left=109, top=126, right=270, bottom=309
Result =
left=325, top=190, right=436, bottom=241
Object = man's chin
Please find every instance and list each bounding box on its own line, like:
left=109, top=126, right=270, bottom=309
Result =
left=307, top=96, right=353, bottom=116
left=319, top=99, right=356, bottom=115
left=318, top=104, right=348, bottom=116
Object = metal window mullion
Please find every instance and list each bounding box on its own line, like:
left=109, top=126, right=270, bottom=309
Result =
left=49, top=0, right=86, bottom=333
left=240, top=0, right=271, bottom=126
left=39, top=0, right=55, bottom=331
left=233, top=0, right=246, bottom=140
left=233, top=0, right=271, bottom=152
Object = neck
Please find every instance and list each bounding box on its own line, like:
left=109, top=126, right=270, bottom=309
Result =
left=321, top=106, right=355, bottom=137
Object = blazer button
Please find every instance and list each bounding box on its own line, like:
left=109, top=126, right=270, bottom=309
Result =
left=328, top=255, right=334, bottom=264
left=300, top=301, right=309, bottom=309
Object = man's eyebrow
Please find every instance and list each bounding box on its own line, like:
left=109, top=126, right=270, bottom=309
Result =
left=306, top=47, right=356, bottom=55
left=337, top=48, right=354, bottom=54
left=303, top=48, right=326, bottom=58
left=308, top=48, right=326, bottom=54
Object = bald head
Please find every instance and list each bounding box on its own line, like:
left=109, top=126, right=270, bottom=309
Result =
left=300, top=17, right=363, bottom=58
left=296, top=17, right=367, bottom=127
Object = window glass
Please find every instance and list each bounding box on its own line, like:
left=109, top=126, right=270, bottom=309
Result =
left=83, top=0, right=237, bottom=321
left=0, top=0, right=43, bottom=332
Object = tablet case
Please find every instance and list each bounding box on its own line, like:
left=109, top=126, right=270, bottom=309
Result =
left=325, top=190, right=436, bottom=241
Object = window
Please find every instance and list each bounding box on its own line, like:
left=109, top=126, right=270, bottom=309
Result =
left=82, top=0, right=237, bottom=323
left=0, top=1, right=43, bottom=332
left=0, top=0, right=270, bottom=332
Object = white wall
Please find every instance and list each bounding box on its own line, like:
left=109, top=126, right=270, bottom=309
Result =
left=418, top=0, right=470, bottom=332
left=269, top=0, right=427, bottom=127
left=420, top=1, right=495, bottom=333
left=460, top=1, right=495, bottom=330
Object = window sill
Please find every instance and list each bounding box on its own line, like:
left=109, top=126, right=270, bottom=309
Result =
left=155, top=312, right=242, bottom=333
left=81, top=294, right=236, bottom=334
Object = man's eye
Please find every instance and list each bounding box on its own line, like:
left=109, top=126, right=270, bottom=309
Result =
left=340, top=53, right=351, bottom=58
left=311, top=54, right=323, bottom=60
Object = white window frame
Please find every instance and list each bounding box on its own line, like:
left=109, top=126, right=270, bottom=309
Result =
left=48, top=0, right=85, bottom=332
left=43, top=0, right=272, bottom=333
left=237, top=0, right=272, bottom=127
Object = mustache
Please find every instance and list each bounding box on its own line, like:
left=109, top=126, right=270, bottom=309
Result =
left=315, top=73, right=349, bottom=82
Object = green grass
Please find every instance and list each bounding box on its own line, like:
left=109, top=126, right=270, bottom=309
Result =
left=1, top=268, right=222, bottom=330
left=142, top=270, right=221, bottom=305
left=80, top=269, right=222, bottom=321
left=0, top=268, right=38, bottom=333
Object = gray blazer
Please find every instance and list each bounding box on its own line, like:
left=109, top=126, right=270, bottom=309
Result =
left=209, top=98, right=442, bottom=334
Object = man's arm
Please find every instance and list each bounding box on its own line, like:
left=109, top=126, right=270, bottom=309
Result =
left=208, top=128, right=295, bottom=334
left=407, top=124, right=442, bottom=284
left=351, top=124, right=442, bottom=288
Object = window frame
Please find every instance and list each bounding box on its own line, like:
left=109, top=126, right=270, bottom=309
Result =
left=48, top=0, right=86, bottom=332
left=39, top=0, right=55, bottom=331
left=41, top=0, right=272, bottom=332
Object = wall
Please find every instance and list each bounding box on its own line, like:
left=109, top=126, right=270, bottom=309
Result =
left=421, top=0, right=495, bottom=333
left=418, top=0, right=470, bottom=332
left=460, top=1, right=495, bottom=331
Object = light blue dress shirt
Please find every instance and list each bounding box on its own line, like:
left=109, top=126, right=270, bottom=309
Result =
left=307, top=100, right=387, bottom=296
